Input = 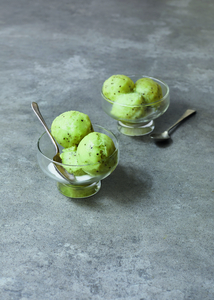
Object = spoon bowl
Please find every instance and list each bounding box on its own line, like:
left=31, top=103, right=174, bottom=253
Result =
left=150, top=131, right=170, bottom=141
left=150, top=109, right=196, bottom=141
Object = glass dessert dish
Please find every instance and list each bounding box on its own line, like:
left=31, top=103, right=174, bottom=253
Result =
left=101, top=75, right=170, bottom=136
left=37, top=125, right=119, bottom=199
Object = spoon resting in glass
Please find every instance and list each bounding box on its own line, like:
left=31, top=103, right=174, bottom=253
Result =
left=31, top=102, right=75, bottom=183
left=150, top=109, right=196, bottom=141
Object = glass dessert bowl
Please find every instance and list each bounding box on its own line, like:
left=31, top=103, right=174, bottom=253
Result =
left=101, top=75, right=170, bottom=136
left=37, top=125, right=119, bottom=199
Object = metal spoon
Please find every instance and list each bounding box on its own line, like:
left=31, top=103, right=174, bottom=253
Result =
left=31, top=102, right=75, bottom=183
left=150, top=109, right=196, bottom=141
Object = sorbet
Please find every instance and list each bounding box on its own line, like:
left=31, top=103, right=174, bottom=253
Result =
left=102, top=75, right=135, bottom=101
left=111, top=92, right=146, bottom=120
left=134, top=77, right=163, bottom=104
left=77, top=132, right=117, bottom=176
left=60, top=147, right=86, bottom=176
left=51, top=111, right=93, bottom=148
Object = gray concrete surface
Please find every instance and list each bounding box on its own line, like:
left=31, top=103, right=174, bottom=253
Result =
left=1, top=0, right=214, bottom=299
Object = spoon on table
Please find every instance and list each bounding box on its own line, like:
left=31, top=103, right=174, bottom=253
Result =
left=150, top=109, right=196, bottom=141
left=31, top=102, right=75, bottom=183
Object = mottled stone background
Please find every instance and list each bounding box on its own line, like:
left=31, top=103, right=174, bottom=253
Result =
left=1, top=0, right=214, bottom=299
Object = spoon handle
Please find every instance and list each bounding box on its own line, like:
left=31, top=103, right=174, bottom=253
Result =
left=167, top=109, right=196, bottom=133
left=31, top=102, right=59, bottom=153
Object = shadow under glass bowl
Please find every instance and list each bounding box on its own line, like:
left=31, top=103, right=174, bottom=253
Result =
left=37, top=125, right=119, bottom=199
left=101, top=75, right=170, bottom=136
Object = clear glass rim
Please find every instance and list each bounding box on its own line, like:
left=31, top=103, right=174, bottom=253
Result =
left=37, top=124, right=119, bottom=168
left=101, top=75, right=170, bottom=106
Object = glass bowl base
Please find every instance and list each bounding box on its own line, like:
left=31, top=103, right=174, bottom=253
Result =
left=117, top=120, right=155, bottom=136
left=57, top=181, right=101, bottom=199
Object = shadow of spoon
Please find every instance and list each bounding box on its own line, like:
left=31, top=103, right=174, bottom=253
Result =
left=31, top=102, right=75, bottom=183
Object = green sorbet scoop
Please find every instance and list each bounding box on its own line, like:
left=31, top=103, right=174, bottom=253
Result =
left=111, top=92, right=146, bottom=120
left=134, top=77, right=163, bottom=104
left=51, top=110, right=93, bottom=148
left=77, top=132, right=117, bottom=176
left=60, top=147, right=86, bottom=176
left=102, top=75, right=135, bottom=101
